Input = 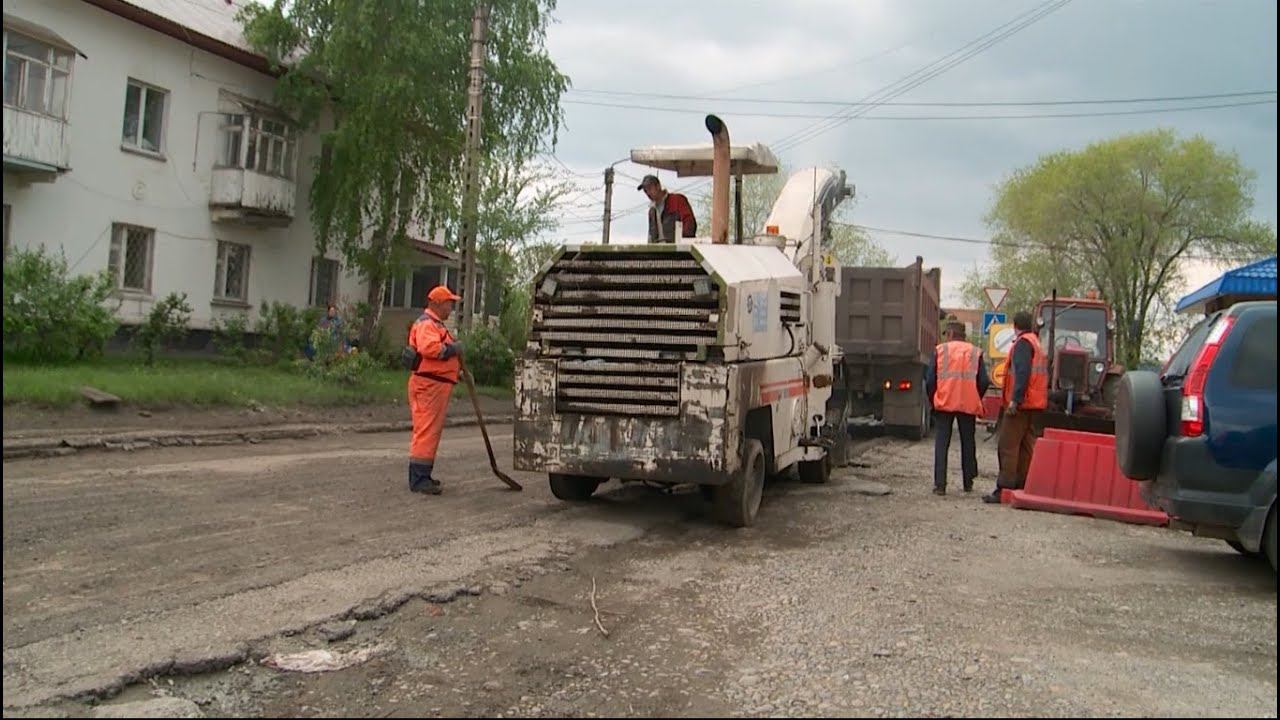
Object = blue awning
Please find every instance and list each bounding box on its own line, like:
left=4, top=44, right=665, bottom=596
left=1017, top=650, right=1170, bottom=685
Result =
left=1176, top=256, right=1277, bottom=314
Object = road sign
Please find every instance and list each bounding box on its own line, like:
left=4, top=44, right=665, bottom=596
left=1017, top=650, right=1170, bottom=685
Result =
left=984, top=287, right=1009, bottom=311
left=991, top=360, right=1008, bottom=388
left=988, top=323, right=1016, bottom=359
left=982, top=311, right=1006, bottom=334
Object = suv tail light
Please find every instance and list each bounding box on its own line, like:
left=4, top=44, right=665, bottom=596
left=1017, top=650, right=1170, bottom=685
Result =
left=1180, top=315, right=1236, bottom=436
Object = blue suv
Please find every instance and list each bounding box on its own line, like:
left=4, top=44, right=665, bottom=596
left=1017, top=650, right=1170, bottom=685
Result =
left=1115, top=301, right=1277, bottom=571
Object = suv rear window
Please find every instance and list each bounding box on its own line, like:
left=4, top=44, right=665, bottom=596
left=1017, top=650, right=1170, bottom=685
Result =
left=1162, top=314, right=1217, bottom=382
left=1227, top=312, right=1277, bottom=390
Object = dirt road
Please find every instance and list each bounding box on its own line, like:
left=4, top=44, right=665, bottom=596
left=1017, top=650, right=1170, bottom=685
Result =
left=3, top=426, right=1275, bottom=717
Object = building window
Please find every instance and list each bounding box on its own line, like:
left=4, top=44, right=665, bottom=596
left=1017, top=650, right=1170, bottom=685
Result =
left=219, top=113, right=295, bottom=179
left=3, top=30, right=73, bottom=119
left=214, top=241, right=250, bottom=302
left=122, top=80, right=167, bottom=154
left=109, top=223, right=154, bottom=294
left=383, top=274, right=408, bottom=309
left=309, top=257, right=339, bottom=307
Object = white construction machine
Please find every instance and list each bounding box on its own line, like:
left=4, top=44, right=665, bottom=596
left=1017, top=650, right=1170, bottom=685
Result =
left=513, top=115, right=853, bottom=526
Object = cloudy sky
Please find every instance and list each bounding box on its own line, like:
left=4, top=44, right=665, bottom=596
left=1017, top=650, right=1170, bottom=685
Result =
left=539, top=0, right=1277, bottom=304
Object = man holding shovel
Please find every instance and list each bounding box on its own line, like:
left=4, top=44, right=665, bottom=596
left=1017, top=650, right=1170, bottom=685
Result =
left=405, top=286, right=465, bottom=496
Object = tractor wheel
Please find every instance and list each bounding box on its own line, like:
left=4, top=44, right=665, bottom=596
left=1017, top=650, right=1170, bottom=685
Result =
left=714, top=439, right=766, bottom=528
left=549, top=474, right=601, bottom=502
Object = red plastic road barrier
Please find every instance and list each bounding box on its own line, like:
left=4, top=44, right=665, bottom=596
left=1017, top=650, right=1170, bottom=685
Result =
left=1004, top=428, right=1169, bottom=526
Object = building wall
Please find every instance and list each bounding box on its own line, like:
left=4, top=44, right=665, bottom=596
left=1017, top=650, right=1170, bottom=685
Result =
left=2, top=0, right=362, bottom=331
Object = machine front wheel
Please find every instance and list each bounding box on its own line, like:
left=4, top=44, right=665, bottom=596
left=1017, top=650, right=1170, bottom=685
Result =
left=714, top=439, right=766, bottom=528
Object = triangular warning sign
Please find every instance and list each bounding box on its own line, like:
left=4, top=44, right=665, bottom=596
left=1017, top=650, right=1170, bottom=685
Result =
left=984, top=287, right=1009, bottom=311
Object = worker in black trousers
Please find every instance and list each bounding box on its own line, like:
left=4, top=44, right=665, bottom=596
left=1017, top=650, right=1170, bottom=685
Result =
left=926, top=322, right=991, bottom=495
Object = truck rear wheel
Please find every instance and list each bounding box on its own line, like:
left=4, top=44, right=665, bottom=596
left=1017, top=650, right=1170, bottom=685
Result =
left=906, top=402, right=931, bottom=441
left=799, top=454, right=831, bottom=484
left=549, top=474, right=601, bottom=502
left=714, top=439, right=766, bottom=528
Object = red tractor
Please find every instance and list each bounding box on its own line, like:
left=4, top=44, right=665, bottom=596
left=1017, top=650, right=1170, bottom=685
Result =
left=982, top=290, right=1125, bottom=435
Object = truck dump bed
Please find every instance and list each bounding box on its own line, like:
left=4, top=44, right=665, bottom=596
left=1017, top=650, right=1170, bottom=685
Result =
left=836, top=257, right=941, bottom=364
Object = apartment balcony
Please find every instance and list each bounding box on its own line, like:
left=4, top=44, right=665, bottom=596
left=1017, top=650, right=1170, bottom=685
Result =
left=2, top=106, right=71, bottom=181
left=209, top=167, right=296, bottom=227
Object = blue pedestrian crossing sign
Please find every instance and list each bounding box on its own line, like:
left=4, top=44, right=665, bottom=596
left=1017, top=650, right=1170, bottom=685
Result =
left=982, top=311, right=1006, bottom=334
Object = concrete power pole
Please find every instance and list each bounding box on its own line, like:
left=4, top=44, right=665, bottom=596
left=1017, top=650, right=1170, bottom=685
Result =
left=458, top=2, right=490, bottom=329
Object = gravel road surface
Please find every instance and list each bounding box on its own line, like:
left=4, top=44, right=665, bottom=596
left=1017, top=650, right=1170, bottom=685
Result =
left=3, top=426, right=1275, bottom=717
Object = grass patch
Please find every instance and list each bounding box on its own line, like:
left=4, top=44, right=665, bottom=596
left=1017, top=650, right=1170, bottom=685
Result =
left=2, top=357, right=512, bottom=408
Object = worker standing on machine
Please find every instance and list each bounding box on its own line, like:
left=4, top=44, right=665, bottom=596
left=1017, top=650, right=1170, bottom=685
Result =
left=405, top=286, right=464, bottom=496
left=927, top=322, right=990, bottom=495
left=984, top=311, right=1048, bottom=504
left=638, top=175, right=697, bottom=243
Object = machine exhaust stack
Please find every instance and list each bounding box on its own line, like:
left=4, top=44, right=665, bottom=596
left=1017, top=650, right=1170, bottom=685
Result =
left=705, top=114, right=730, bottom=244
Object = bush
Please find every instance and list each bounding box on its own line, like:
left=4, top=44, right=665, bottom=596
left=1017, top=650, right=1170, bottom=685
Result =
left=254, top=301, right=320, bottom=364
left=304, top=349, right=380, bottom=385
left=211, top=312, right=251, bottom=361
left=2, top=247, right=119, bottom=363
left=458, top=324, right=515, bottom=387
left=136, top=292, right=193, bottom=365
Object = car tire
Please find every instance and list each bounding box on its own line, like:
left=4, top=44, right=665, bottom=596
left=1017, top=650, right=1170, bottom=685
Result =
left=1266, top=503, right=1277, bottom=574
left=549, top=474, right=600, bottom=502
left=1115, top=371, right=1165, bottom=481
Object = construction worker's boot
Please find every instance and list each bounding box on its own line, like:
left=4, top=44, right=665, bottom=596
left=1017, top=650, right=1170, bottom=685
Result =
left=409, top=462, right=442, bottom=495
left=982, top=487, right=1003, bottom=504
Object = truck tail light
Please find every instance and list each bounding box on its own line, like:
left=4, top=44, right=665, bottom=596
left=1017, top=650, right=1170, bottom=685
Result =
left=898, top=380, right=912, bottom=391
left=1180, top=315, right=1235, bottom=437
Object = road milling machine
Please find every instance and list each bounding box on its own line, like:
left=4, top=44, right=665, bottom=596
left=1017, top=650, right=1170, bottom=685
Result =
left=513, top=115, right=853, bottom=527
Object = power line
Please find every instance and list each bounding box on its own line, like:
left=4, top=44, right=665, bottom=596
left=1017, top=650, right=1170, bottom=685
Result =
left=703, top=0, right=1023, bottom=96
left=562, top=98, right=1276, bottom=121
left=772, top=0, right=1075, bottom=153
left=565, top=89, right=1277, bottom=108
left=839, top=221, right=1270, bottom=262
left=605, top=0, right=1075, bottom=222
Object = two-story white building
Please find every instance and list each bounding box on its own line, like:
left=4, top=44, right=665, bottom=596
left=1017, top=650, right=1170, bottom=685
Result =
left=2, top=0, right=476, bottom=340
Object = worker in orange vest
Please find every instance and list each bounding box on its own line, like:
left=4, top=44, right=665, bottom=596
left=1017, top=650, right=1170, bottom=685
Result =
left=926, top=322, right=990, bottom=495
left=405, top=286, right=464, bottom=495
left=984, top=310, right=1049, bottom=504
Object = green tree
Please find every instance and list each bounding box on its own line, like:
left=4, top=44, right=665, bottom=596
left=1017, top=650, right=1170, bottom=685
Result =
left=962, top=129, right=1275, bottom=368
left=238, top=0, right=568, bottom=343
left=692, top=165, right=893, bottom=266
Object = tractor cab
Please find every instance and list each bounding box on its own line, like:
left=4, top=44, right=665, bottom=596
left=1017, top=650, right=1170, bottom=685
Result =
left=1034, top=289, right=1124, bottom=433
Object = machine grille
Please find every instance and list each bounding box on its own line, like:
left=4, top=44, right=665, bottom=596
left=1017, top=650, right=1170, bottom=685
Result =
left=531, top=249, right=720, bottom=417
left=780, top=291, right=802, bottom=324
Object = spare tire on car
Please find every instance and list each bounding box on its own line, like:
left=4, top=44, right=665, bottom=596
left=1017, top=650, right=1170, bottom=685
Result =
left=1115, top=371, right=1166, bottom=481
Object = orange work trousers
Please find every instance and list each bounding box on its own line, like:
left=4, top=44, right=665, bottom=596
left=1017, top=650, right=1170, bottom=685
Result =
left=408, top=374, right=453, bottom=463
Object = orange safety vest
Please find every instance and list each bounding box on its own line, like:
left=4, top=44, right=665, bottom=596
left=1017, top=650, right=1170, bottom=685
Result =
left=933, top=341, right=984, bottom=416
left=1000, top=331, right=1048, bottom=410
left=408, top=310, right=460, bottom=384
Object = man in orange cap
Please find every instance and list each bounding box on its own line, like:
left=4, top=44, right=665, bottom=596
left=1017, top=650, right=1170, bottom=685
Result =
left=405, top=285, right=464, bottom=495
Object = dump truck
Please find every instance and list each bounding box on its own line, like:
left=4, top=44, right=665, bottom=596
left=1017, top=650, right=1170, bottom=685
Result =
left=513, top=115, right=851, bottom=527
left=836, top=258, right=941, bottom=440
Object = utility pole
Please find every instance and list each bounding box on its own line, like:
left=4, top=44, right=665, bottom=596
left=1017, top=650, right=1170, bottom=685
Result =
left=601, top=166, right=614, bottom=244
left=458, top=2, right=490, bottom=329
